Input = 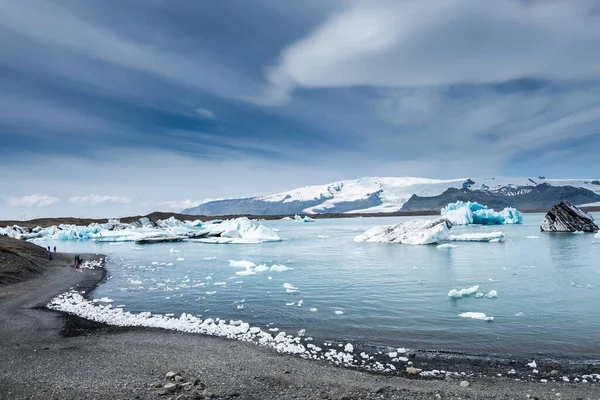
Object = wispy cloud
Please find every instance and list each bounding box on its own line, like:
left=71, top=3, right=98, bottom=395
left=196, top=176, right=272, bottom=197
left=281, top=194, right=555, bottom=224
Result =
left=7, top=195, right=60, bottom=208
left=195, top=108, right=216, bottom=119
left=68, top=194, right=131, bottom=206
left=266, top=0, right=600, bottom=100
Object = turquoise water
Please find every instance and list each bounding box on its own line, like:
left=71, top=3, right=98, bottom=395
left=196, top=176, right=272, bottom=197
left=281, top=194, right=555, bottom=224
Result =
left=50, top=214, right=600, bottom=362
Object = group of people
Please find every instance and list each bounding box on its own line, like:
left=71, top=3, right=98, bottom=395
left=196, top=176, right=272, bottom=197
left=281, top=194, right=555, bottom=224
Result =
left=46, top=246, right=56, bottom=261
left=44, top=246, right=83, bottom=268
left=73, top=254, right=82, bottom=268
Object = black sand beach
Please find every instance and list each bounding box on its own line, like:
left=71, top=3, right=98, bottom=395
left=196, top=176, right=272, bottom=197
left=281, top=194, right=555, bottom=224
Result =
left=1, top=236, right=599, bottom=399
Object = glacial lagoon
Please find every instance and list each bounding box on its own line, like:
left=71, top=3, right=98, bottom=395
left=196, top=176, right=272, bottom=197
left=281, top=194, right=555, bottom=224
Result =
left=46, top=214, right=600, bottom=363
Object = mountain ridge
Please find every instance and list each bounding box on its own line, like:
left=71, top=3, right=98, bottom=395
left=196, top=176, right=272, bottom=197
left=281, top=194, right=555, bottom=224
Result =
left=182, top=176, right=600, bottom=216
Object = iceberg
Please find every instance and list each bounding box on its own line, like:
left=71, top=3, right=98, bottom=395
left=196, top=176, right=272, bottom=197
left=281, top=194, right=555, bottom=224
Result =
left=294, top=214, right=315, bottom=223
left=353, top=218, right=452, bottom=245
left=459, top=312, right=494, bottom=321
left=448, top=285, right=479, bottom=298
left=441, top=201, right=522, bottom=225
left=2, top=216, right=280, bottom=244
left=447, top=231, right=505, bottom=242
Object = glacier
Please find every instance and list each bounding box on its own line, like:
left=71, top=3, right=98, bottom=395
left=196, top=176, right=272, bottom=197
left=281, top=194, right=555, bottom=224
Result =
left=441, top=201, right=522, bottom=225
left=1, top=217, right=280, bottom=244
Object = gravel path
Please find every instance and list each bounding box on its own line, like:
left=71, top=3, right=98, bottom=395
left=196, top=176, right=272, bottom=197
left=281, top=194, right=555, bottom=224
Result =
left=0, top=239, right=599, bottom=399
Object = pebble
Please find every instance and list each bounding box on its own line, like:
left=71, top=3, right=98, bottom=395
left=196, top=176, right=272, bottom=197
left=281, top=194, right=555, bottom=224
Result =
left=175, top=375, right=185, bottom=382
left=164, top=383, right=178, bottom=393
left=202, top=389, right=214, bottom=399
left=406, top=367, right=421, bottom=374
left=460, top=381, right=469, bottom=387
left=176, top=396, right=188, bottom=400
left=550, top=370, right=559, bottom=376
left=339, top=395, right=351, bottom=400
left=166, top=371, right=177, bottom=380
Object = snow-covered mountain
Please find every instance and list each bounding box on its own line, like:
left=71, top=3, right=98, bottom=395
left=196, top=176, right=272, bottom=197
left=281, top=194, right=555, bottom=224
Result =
left=182, top=177, right=600, bottom=216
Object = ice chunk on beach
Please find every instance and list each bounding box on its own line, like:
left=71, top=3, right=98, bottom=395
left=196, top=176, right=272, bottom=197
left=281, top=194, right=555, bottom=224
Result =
left=448, top=285, right=479, bottom=298
left=447, top=231, right=505, bottom=242
left=354, top=218, right=452, bottom=245
left=441, top=201, right=522, bottom=225
left=459, top=312, right=494, bottom=321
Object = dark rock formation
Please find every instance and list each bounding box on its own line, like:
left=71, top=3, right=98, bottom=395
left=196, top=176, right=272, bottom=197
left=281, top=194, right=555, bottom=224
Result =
left=540, top=202, right=599, bottom=232
left=401, top=184, right=600, bottom=212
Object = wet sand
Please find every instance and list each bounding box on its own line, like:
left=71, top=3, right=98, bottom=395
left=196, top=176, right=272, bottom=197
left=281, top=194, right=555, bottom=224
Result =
left=0, top=239, right=599, bottom=399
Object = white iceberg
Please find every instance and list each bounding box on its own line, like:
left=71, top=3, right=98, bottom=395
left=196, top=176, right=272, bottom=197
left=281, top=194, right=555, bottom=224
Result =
left=446, top=231, right=505, bottom=242
left=294, top=215, right=315, bottom=223
left=459, top=312, right=494, bottom=321
left=353, top=218, right=452, bottom=245
left=441, top=201, right=522, bottom=225
left=448, top=285, right=479, bottom=298
left=3, top=216, right=280, bottom=245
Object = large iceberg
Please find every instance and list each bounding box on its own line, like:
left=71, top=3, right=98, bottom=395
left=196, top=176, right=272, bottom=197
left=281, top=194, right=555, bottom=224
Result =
left=441, top=201, right=522, bottom=225
left=1, top=217, right=280, bottom=244
left=353, top=218, right=452, bottom=245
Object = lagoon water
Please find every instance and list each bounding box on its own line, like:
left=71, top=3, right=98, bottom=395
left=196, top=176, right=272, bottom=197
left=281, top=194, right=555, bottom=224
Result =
left=50, top=214, right=600, bottom=362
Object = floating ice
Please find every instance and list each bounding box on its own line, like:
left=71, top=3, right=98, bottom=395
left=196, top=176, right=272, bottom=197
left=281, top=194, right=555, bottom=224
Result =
left=335, top=310, right=344, bottom=315
left=436, top=243, right=457, bottom=249
left=294, top=215, right=315, bottom=223
left=176, top=257, right=185, bottom=261
left=4, top=216, right=280, bottom=244
left=310, top=308, right=317, bottom=312
left=229, top=260, right=256, bottom=268
left=446, top=231, right=505, bottom=242
left=459, top=312, right=494, bottom=321
left=485, top=290, right=498, bottom=298
left=270, top=264, right=293, bottom=272
left=169, top=248, right=180, bottom=253
left=206, top=291, right=216, bottom=295
left=526, top=236, right=540, bottom=239
left=254, top=264, right=269, bottom=272
left=213, top=282, right=226, bottom=286
left=204, top=256, right=217, bottom=260
left=441, top=201, right=522, bottom=225
left=448, top=285, right=479, bottom=298
left=283, top=283, right=298, bottom=293
left=515, top=312, right=524, bottom=316
left=527, top=360, right=537, bottom=368
left=354, top=218, right=452, bottom=245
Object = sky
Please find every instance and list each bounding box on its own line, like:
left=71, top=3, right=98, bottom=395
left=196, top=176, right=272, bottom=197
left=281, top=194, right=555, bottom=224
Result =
left=1, top=0, right=600, bottom=219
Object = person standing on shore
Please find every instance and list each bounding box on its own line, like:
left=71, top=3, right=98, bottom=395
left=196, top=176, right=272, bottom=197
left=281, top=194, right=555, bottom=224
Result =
left=47, top=252, right=52, bottom=261
left=53, top=246, right=56, bottom=253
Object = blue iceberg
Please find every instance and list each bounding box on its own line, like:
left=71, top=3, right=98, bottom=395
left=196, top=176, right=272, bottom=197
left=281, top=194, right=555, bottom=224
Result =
left=441, top=201, right=522, bottom=225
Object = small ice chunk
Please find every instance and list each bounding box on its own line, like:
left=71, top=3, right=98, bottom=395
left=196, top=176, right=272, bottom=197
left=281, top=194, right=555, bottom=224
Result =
left=437, top=243, right=457, bottom=249
left=204, top=256, right=216, bottom=260
left=515, top=312, right=524, bottom=316
left=169, top=248, right=180, bottom=253
left=335, top=310, right=344, bottom=315
left=206, top=291, right=216, bottom=295
left=270, top=264, right=293, bottom=272
left=344, top=343, right=354, bottom=353
left=485, top=290, right=498, bottom=298
left=526, top=236, right=540, bottom=239
left=459, top=312, right=493, bottom=321
left=527, top=360, right=537, bottom=368
left=254, top=264, right=269, bottom=272
left=448, top=285, right=479, bottom=298
left=176, top=257, right=184, bottom=261
left=310, top=308, right=317, bottom=312
left=229, top=260, right=256, bottom=268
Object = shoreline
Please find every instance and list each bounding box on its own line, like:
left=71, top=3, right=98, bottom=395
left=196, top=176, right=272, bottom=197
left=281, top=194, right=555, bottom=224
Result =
left=2, top=206, right=599, bottom=229
left=1, top=245, right=599, bottom=398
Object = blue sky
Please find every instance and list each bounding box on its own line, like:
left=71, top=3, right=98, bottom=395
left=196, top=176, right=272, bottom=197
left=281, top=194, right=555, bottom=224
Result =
left=1, top=0, right=599, bottom=218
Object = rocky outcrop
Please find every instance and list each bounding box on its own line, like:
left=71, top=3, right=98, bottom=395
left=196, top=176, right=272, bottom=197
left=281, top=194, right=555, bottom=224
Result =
left=540, top=202, right=599, bottom=232
left=401, top=184, right=600, bottom=212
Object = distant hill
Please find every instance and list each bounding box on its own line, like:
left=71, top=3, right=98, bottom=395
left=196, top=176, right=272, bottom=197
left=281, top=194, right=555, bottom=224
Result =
left=182, top=176, right=600, bottom=215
